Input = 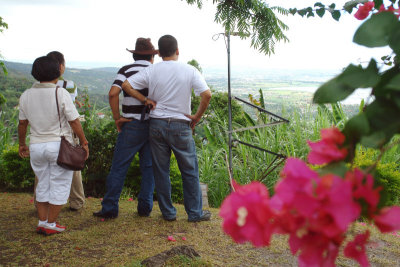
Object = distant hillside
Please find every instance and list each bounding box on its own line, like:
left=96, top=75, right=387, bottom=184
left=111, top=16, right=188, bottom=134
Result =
left=3, top=61, right=116, bottom=95
left=90, top=67, right=119, bottom=73
left=1, top=61, right=343, bottom=113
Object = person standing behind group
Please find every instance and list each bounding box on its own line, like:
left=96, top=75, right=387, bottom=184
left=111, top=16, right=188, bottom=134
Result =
left=93, top=38, right=157, bottom=219
left=32, top=51, right=86, bottom=211
left=122, top=34, right=212, bottom=222
left=18, top=56, right=89, bottom=235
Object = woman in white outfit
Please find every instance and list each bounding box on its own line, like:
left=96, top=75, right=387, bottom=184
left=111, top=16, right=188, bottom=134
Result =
left=18, top=56, right=89, bottom=235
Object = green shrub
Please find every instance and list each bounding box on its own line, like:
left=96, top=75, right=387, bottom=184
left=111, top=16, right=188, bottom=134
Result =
left=170, top=153, right=184, bottom=203
left=82, top=120, right=118, bottom=197
left=0, top=144, right=34, bottom=191
left=124, top=153, right=184, bottom=204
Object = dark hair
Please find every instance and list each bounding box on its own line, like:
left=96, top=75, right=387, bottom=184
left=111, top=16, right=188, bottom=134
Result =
left=31, top=56, right=61, bottom=82
left=47, top=51, right=65, bottom=65
left=132, top=53, right=153, bottom=61
left=158, top=35, right=178, bottom=57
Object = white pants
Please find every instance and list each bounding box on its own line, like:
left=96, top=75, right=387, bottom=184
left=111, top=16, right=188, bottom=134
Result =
left=30, top=141, right=73, bottom=205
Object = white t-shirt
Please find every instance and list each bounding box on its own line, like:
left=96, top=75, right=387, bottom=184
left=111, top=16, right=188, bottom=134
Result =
left=127, top=61, right=209, bottom=121
left=19, top=82, right=80, bottom=144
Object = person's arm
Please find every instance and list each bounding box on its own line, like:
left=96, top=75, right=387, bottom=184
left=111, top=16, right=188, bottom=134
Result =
left=18, top=119, right=29, bottom=158
left=109, top=85, right=132, bottom=132
left=109, top=86, right=121, bottom=120
left=185, top=89, right=212, bottom=130
left=121, top=80, right=156, bottom=109
left=68, top=119, right=89, bottom=159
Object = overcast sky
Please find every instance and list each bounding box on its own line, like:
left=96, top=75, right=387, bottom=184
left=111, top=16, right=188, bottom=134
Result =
left=0, top=0, right=391, bottom=71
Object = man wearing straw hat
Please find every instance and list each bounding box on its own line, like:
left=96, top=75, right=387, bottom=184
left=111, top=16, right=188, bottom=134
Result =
left=93, top=38, right=158, bottom=219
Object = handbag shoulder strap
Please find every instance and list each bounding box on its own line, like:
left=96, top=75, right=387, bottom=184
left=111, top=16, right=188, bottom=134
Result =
left=55, top=86, right=62, bottom=130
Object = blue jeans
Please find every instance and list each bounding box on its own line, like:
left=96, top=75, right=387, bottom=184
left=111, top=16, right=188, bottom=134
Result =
left=149, top=118, right=203, bottom=221
left=101, top=120, right=154, bottom=216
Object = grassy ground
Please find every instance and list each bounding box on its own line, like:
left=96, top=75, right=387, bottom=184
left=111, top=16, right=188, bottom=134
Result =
left=1, top=193, right=400, bottom=267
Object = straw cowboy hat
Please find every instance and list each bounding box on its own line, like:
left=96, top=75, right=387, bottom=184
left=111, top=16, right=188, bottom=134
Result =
left=126, top=38, right=158, bottom=55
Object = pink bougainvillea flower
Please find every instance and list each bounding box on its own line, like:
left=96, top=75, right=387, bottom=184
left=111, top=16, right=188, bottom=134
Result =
left=100, top=218, right=105, bottom=222
left=274, top=158, right=319, bottom=207
left=311, top=175, right=361, bottom=237
left=167, top=235, right=176, bottom=242
left=100, top=198, right=103, bottom=201
left=290, top=231, right=340, bottom=267
left=345, top=169, right=381, bottom=216
left=182, top=236, right=187, bottom=241
left=354, top=1, right=375, bottom=20
left=379, top=4, right=396, bottom=13
left=128, top=198, right=133, bottom=201
left=29, top=198, right=34, bottom=203
left=344, top=231, right=370, bottom=267
left=378, top=4, right=400, bottom=18
left=320, top=127, right=346, bottom=144
left=373, top=206, right=400, bottom=233
left=307, top=127, right=348, bottom=165
left=219, top=180, right=276, bottom=247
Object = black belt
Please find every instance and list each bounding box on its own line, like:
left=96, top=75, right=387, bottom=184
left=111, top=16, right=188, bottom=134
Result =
left=151, top=118, right=191, bottom=125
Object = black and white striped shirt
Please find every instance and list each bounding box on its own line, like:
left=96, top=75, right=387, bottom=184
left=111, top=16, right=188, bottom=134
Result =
left=112, top=60, right=151, bottom=120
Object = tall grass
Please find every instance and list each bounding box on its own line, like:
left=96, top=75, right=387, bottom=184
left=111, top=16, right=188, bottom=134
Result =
left=197, top=101, right=349, bottom=207
left=0, top=108, right=18, bottom=155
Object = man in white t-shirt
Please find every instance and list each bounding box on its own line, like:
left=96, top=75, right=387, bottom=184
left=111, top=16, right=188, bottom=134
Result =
left=122, top=35, right=212, bottom=222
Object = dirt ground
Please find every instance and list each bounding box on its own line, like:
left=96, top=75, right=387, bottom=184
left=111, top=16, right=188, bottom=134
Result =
left=1, top=193, right=400, bottom=266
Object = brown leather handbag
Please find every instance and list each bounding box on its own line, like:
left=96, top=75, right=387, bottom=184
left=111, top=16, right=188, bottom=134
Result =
left=55, top=87, right=86, bottom=171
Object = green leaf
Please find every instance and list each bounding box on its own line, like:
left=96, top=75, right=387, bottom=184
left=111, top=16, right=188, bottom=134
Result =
left=313, top=61, right=379, bottom=104
left=362, top=99, right=400, bottom=147
left=243, top=111, right=256, bottom=126
left=361, top=131, right=387, bottom=148
left=389, top=26, right=400, bottom=55
left=316, top=8, right=325, bottom=18
left=314, top=2, right=325, bottom=8
left=343, top=113, right=370, bottom=144
left=318, top=162, right=349, bottom=177
left=386, top=73, right=400, bottom=91
left=337, top=61, right=380, bottom=89
left=390, top=91, right=400, bottom=109
left=331, top=10, right=341, bottom=21
left=353, top=12, right=399, bottom=48
left=297, top=8, right=307, bottom=17
left=289, top=8, right=297, bottom=15
left=374, top=0, right=383, bottom=9
left=364, top=99, right=398, bottom=130
left=313, top=77, right=354, bottom=104
left=373, top=67, right=400, bottom=96
left=203, top=125, right=217, bottom=146
left=329, top=3, right=336, bottom=9
left=343, top=1, right=359, bottom=14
